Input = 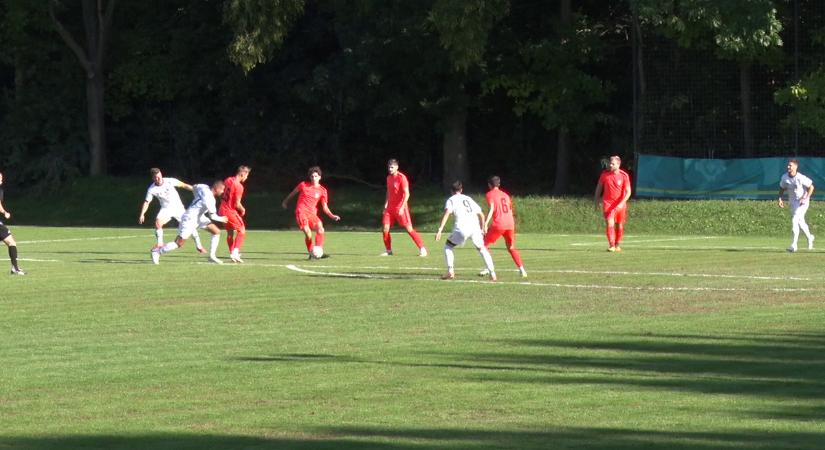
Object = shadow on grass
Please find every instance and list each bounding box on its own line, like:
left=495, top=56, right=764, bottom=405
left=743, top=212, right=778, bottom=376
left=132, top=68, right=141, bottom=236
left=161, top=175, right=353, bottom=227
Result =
left=1, top=426, right=824, bottom=450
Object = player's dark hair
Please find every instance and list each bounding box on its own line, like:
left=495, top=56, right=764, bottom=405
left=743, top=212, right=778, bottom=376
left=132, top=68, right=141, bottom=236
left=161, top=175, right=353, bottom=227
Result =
left=308, top=166, right=322, bottom=179
left=789, top=159, right=800, bottom=166
left=150, top=168, right=161, bottom=176
left=212, top=180, right=225, bottom=190
left=488, top=176, right=501, bottom=188
left=451, top=180, right=463, bottom=193
left=237, top=165, right=251, bottom=173
left=387, top=158, right=399, bottom=166
left=610, top=155, right=622, bottom=164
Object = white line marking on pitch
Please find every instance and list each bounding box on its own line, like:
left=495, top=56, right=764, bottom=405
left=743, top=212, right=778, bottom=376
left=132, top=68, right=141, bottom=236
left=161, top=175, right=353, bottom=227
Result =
left=17, top=258, right=60, bottom=262
left=276, top=264, right=810, bottom=282
left=571, top=236, right=720, bottom=246
left=284, top=265, right=816, bottom=293
left=19, top=235, right=145, bottom=244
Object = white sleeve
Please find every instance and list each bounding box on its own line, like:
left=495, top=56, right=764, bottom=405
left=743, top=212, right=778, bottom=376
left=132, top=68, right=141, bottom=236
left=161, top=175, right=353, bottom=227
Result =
left=167, top=177, right=181, bottom=187
left=444, top=199, right=454, bottom=213
left=144, top=186, right=154, bottom=203
left=802, top=174, right=814, bottom=188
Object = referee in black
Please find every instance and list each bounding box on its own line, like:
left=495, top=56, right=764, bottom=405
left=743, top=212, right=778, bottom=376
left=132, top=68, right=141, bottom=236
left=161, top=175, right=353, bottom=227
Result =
left=0, top=171, right=25, bottom=275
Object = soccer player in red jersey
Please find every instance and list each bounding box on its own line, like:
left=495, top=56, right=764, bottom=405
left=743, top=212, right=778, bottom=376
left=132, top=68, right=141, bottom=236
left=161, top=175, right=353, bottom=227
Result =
left=281, top=166, right=341, bottom=259
left=483, top=176, right=526, bottom=277
left=381, top=159, right=427, bottom=257
left=220, top=165, right=251, bottom=263
left=594, top=155, right=632, bottom=252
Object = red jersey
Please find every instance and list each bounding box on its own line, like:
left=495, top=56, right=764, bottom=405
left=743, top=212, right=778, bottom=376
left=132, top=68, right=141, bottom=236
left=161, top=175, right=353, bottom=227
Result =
left=486, top=188, right=515, bottom=230
left=386, top=172, right=410, bottom=209
left=599, top=169, right=631, bottom=210
left=295, top=181, right=328, bottom=217
left=220, top=176, right=245, bottom=213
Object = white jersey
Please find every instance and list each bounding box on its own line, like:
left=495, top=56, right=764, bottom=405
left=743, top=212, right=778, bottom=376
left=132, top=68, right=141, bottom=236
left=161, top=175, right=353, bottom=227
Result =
left=185, top=184, right=218, bottom=218
left=445, top=193, right=483, bottom=235
left=145, top=178, right=185, bottom=211
left=780, top=172, right=813, bottom=202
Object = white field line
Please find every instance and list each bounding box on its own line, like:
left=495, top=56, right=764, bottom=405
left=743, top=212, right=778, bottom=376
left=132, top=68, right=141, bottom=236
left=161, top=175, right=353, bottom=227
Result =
left=284, top=265, right=816, bottom=293
left=18, top=258, right=60, bottom=262
left=570, top=236, right=721, bottom=246
left=18, top=235, right=145, bottom=244
left=269, top=264, right=811, bottom=282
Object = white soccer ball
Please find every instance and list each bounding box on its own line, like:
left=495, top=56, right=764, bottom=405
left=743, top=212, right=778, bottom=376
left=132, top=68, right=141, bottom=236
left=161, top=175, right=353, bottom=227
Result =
left=311, top=246, right=324, bottom=258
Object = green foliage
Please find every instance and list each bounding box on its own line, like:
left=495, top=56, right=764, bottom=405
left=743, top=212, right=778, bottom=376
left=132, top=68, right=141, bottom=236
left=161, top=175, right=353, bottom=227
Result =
left=427, top=0, right=510, bottom=72
left=224, top=0, right=306, bottom=73
left=633, top=0, right=783, bottom=62
left=484, top=12, right=612, bottom=134
left=775, top=68, right=825, bottom=137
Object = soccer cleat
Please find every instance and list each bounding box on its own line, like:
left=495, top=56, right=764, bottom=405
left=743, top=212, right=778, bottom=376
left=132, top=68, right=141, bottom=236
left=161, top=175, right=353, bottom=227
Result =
left=379, top=250, right=393, bottom=257
left=614, top=246, right=622, bottom=252
left=209, top=255, right=223, bottom=264
left=230, top=252, right=244, bottom=263
left=153, top=244, right=163, bottom=250
left=489, top=272, right=497, bottom=282
left=607, top=247, right=617, bottom=252
left=307, top=252, right=316, bottom=260
left=478, top=268, right=491, bottom=276
left=519, top=268, right=528, bottom=278
left=10, top=267, right=25, bottom=276
left=196, top=246, right=207, bottom=254
left=419, top=247, right=428, bottom=257
left=150, top=248, right=160, bottom=265
left=808, top=235, right=815, bottom=250
left=441, top=272, right=455, bottom=280
left=787, top=246, right=797, bottom=253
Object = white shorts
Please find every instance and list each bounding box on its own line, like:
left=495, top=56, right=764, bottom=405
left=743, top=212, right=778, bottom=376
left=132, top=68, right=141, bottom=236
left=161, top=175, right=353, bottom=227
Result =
left=447, top=228, right=485, bottom=249
left=157, top=206, right=185, bottom=223
left=177, top=212, right=211, bottom=240
left=790, top=201, right=810, bottom=218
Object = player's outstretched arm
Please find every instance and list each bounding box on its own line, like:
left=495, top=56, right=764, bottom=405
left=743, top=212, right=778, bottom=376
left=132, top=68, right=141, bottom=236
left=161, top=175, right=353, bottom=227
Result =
left=178, top=182, right=194, bottom=192
left=778, top=187, right=786, bottom=208
left=594, top=182, right=604, bottom=210
left=484, top=200, right=495, bottom=231
left=435, top=209, right=451, bottom=241
left=281, top=187, right=299, bottom=209
left=138, top=200, right=151, bottom=224
left=321, top=202, right=340, bottom=221
left=477, top=212, right=487, bottom=234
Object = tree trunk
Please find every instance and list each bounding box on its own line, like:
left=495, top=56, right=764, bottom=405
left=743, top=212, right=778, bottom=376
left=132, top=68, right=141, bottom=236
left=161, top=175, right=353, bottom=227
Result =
left=50, top=0, right=116, bottom=176
left=86, top=71, right=107, bottom=175
left=552, top=127, right=570, bottom=195
left=552, top=0, right=572, bottom=195
left=442, top=102, right=470, bottom=192
left=740, top=60, right=754, bottom=157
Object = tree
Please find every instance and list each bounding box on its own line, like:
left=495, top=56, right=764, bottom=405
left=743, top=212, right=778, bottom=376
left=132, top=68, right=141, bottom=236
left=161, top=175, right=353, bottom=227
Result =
left=48, top=0, right=117, bottom=176
left=633, top=0, right=783, bottom=156
left=484, top=0, right=612, bottom=194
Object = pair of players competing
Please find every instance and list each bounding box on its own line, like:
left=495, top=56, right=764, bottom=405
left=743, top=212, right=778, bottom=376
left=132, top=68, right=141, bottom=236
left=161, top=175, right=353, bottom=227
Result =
left=142, top=166, right=250, bottom=265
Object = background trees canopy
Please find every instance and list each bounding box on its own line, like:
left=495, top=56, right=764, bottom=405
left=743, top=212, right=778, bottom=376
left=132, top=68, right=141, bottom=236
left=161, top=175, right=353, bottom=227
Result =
left=0, top=0, right=823, bottom=193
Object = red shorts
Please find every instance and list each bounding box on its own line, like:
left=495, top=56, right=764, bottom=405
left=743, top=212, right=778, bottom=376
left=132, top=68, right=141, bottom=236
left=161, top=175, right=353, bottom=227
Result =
left=296, top=212, right=321, bottom=230
left=382, top=207, right=412, bottom=228
left=604, top=205, right=627, bottom=224
left=221, top=209, right=245, bottom=231
left=484, top=227, right=515, bottom=248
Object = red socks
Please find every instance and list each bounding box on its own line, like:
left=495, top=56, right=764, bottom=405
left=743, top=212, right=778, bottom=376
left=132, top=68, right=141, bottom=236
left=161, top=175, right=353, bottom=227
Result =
left=508, top=248, right=524, bottom=267
left=382, top=231, right=392, bottom=251
left=606, top=226, right=616, bottom=247
left=305, top=237, right=313, bottom=252
left=408, top=229, right=424, bottom=249
left=615, top=226, right=624, bottom=246
left=233, top=232, right=246, bottom=252
left=315, top=232, right=325, bottom=247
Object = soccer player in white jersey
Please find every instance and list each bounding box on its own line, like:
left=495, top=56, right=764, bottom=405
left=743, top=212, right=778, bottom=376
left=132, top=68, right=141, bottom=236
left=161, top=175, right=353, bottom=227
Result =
left=138, top=168, right=205, bottom=253
left=778, top=159, right=815, bottom=252
left=151, top=180, right=228, bottom=264
left=435, top=181, right=497, bottom=281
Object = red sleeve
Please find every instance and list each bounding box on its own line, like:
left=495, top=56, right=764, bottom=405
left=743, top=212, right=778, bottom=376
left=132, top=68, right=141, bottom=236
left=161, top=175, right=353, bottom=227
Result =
left=322, top=186, right=329, bottom=204
left=400, top=173, right=409, bottom=191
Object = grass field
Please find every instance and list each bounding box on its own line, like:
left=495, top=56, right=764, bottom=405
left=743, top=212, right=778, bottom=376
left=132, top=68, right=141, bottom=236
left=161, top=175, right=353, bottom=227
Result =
left=2, top=226, right=825, bottom=449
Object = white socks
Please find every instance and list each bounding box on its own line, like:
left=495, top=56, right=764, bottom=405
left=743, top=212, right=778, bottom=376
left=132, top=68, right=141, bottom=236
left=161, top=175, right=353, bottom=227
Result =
left=479, top=247, right=496, bottom=278
left=210, top=234, right=221, bottom=258
left=444, top=245, right=455, bottom=273
left=155, top=228, right=163, bottom=246
left=161, top=242, right=179, bottom=253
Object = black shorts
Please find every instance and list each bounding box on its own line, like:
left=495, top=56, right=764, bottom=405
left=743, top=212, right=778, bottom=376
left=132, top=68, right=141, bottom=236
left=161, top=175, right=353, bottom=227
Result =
left=0, top=224, right=10, bottom=241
